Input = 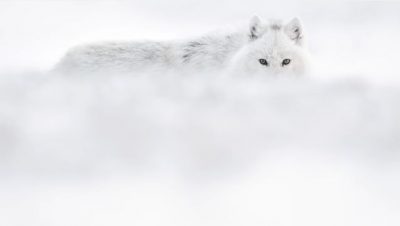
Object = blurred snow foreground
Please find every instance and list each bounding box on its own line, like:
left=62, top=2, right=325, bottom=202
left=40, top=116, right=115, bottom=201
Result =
left=1, top=70, right=400, bottom=226
left=1, top=72, right=399, bottom=165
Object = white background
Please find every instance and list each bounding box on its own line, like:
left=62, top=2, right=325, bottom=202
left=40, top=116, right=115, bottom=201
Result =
left=0, top=1, right=399, bottom=226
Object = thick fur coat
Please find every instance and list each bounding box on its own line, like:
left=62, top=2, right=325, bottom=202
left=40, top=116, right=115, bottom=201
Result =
left=55, top=16, right=309, bottom=75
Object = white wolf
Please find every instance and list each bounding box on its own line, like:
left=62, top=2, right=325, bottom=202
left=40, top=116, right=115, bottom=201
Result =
left=55, top=16, right=310, bottom=76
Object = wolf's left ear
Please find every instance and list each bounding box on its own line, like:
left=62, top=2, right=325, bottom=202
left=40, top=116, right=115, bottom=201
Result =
left=284, top=18, right=303, bottom=45
left=249, top=16, right=263, bottom=40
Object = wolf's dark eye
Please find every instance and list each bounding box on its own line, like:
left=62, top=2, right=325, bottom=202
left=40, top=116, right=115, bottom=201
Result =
left=282, top=59, right=291, bottom=66
left=259, top=59, right=268, bottom=66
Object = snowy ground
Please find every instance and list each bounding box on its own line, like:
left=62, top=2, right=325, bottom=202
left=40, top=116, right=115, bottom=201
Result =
left=1, top=1, right=400, bottom=226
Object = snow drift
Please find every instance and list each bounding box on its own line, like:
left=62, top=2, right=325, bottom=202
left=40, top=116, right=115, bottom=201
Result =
left=1, top=72, right=399, bottom=226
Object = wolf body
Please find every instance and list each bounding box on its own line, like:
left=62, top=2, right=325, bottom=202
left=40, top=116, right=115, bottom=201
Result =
left=55, top=16, right=309, bottom=75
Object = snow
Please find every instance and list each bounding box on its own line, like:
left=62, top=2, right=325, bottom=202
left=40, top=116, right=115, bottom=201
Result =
left=0, top=1, right=400, bottom=226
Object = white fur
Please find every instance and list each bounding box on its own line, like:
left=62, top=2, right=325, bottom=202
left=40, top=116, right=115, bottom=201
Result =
left=55, top=16, right=310, bottom=76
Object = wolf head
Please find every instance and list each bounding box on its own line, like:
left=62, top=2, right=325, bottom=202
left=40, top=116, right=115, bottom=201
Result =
left=231, top=16, right=309, bottom=76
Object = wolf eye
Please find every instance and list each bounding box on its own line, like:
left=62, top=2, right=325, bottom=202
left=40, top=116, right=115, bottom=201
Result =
left=259, top=59, right=269, bottom=66
left=282, top=59, right=291, bottom=66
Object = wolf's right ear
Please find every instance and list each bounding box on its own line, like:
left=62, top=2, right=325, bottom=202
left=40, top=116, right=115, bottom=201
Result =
left=284, top=18, right=304, bottom=45
left=249, top=16, right=263, bottom=40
